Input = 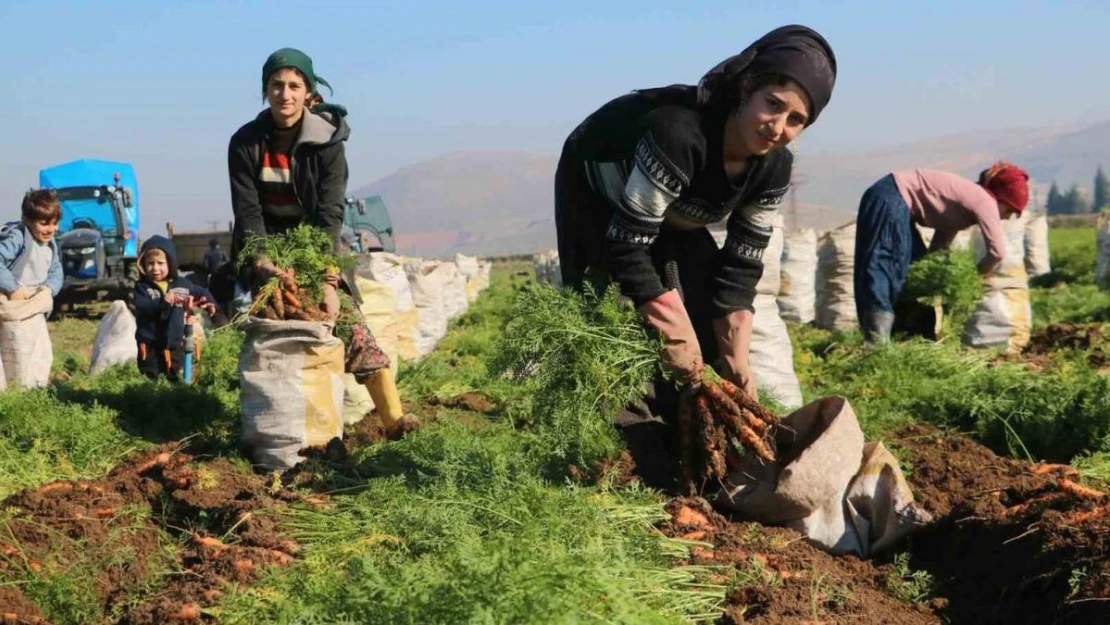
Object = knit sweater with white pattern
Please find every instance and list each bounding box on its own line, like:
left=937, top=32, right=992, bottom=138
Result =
left=562, top=85, right=792, bottom=316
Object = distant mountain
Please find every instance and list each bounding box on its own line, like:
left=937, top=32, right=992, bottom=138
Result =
left=352, top=122, right=1110, bottom=258
left=351, top=150, right=557, bottom=259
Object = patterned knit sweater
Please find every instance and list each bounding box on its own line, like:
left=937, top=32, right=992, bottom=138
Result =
left=563, top=86, right=792, bottom=316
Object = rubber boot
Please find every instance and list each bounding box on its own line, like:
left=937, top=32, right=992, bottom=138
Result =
left=364, top=367, right=415, bottom=438
left=862, top=309, right=896, bottom=344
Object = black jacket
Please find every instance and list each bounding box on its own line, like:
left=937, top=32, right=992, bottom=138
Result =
left=227, top=108, right=351, bottom=262
left=134, top=236, right=214, bottom=348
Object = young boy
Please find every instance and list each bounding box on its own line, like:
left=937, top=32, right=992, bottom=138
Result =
left=134, top=235, right=217, bottom=381
left=0, top=190, right=63, bottom=301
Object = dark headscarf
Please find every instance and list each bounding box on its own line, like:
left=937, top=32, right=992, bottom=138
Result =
left=696, top=25, right=837, bottom=126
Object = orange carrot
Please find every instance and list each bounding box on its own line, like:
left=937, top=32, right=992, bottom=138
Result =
left=1065, top=504, right=1110, bottom=525
left=173, top=603, right=201, bottom=620
left=1031, top=463, right=1079, bottom=477
left=283, top=289, right=302, bottom=310
left=135, top=452, right=172, bottom=474
left=272, top=289, right=285, bottom=319
left=93, top=507, right=115, bottom=519
left=720, top=378, right=779, bottom=426
left=35, top=481, right=73, bottom=495
left=738, top=423, right=776, bottom=463
left=1058, top=478, right=1106, bottom=500
left=704, top=382, right=767, bottom=436
left=193, top=534, right=228, bottom=552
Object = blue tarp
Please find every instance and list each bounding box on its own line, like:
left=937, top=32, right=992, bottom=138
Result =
left=39, top=159, right=140, bottom=259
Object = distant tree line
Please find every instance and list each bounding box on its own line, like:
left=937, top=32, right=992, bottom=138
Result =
left=1047, top=165, right=1109, bottom=215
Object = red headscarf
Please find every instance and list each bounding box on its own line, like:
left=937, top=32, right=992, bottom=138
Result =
left=978, top=162, right=1030, bottom=212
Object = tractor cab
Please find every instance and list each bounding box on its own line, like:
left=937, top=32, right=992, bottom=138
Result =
left=343, top=195, right=395, bottom=254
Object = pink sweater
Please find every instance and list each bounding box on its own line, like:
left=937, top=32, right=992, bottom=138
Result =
left=892, top=169, right=1005, bottom=264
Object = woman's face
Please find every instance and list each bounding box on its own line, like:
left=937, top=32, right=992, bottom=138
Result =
left=725, top=79, right=810, bottom=159
left=267, top=68, right=310, bottom=127
left=999, top=201, right=1020, bottom=220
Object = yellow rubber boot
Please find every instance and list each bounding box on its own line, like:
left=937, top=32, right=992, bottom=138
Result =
left=365, top=367, right=405, bottom=430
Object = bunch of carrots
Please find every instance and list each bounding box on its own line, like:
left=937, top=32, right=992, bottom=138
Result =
left=249, top=269, right=336, bottom=323
left=677, top=373, right=779, bottom=491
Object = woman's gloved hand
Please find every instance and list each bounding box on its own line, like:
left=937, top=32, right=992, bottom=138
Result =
left=712, top=309, right=758, bottom=401
left=637, top=290, right=703, bottom=387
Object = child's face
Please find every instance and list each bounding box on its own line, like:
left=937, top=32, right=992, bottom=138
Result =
left=24, top=218, right=58, bottom=244
left=143, top=253, right=169, bottom=281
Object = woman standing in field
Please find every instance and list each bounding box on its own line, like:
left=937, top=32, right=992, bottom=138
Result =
left=226, top=48, right=412, bottom=436
left=555, top=25, right=837, bottom=400
left=853, top=162, right=1030, bottom=343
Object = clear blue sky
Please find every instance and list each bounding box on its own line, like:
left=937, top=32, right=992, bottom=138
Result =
left=1, top=0, right=1107, bottom=231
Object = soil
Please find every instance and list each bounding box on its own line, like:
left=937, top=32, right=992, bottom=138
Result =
left=0, top=587, right=46, bottom=623
left=655, top=424, right=1110, bottom=624
left=1023, top=322, right=1110, bottom=371
left=660, top=497, right=939, bottom=625
left=895, top=425, right=1110, bottom=625
left=0, top=445, right=305, bottom=624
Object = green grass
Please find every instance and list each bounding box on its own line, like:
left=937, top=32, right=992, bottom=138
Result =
left=215, top=268, right=727, bottom=624
left=791, top=324, right=1110, bottom=463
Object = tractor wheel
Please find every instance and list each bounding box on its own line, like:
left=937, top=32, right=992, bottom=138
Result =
left=123, top=262, right=140, bottom=315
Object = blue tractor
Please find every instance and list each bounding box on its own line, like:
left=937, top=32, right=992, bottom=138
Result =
left=38, top=159, right=141, bottom=311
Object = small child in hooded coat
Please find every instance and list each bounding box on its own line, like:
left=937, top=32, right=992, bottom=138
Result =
left=134, top=236, right=216, bottom=381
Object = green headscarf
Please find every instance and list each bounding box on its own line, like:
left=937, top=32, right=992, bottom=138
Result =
left=263, top=47, right=331, bottom=95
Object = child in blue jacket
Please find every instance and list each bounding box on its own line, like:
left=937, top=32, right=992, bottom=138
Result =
left=0, top=190, right=64, bottom=301
left=134, top=236, right=216, bottom=381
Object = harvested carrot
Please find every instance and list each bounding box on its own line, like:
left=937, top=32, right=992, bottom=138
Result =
left=272, top=289, right=285, bottom=319
left=35, top=481, right=73, bottom=495
left=1058, top=478, right=1106, bottom=500
left=193, top=534, right=228, bottom=552
left=1031, top=463, right=1079, bottom=477
left=674, top=505, right=711, bottom=529
left=704, top=382, right=767, bottom=436
left=1065, top=504, right=1110, bottom=525
left=233, top=559, right=255, bottom=574
left=283, top=289, right=302, bottom=310
left=737, top=422, right=776, bottom=463
left=135, top=452, right=172, bottom=474
left=94, top=507, right=115, bottom=519
left=720, top=378, right=779, bottom=426
left=173, top=603, right=201, bottom=620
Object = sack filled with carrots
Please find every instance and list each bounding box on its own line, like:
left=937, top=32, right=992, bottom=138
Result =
left=677, top=368, right=779, bottom=492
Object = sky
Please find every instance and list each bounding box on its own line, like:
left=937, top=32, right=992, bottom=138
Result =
left=1, top=0, right=1107, bottom=232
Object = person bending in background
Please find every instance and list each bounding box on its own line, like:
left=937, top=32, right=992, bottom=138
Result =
left=854, top=161, right=1030, bottom=343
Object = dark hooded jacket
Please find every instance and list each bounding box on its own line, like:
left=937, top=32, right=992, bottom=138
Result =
left=227, top=107, right=351, bottom=262
left=134, top=236, right=215, bottom=348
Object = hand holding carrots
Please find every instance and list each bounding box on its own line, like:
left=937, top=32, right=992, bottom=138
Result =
left=676, top=370, right=779, bottom=492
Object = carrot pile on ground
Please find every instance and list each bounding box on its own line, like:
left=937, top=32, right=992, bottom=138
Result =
left=677, top=373, right=779, bottom=492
